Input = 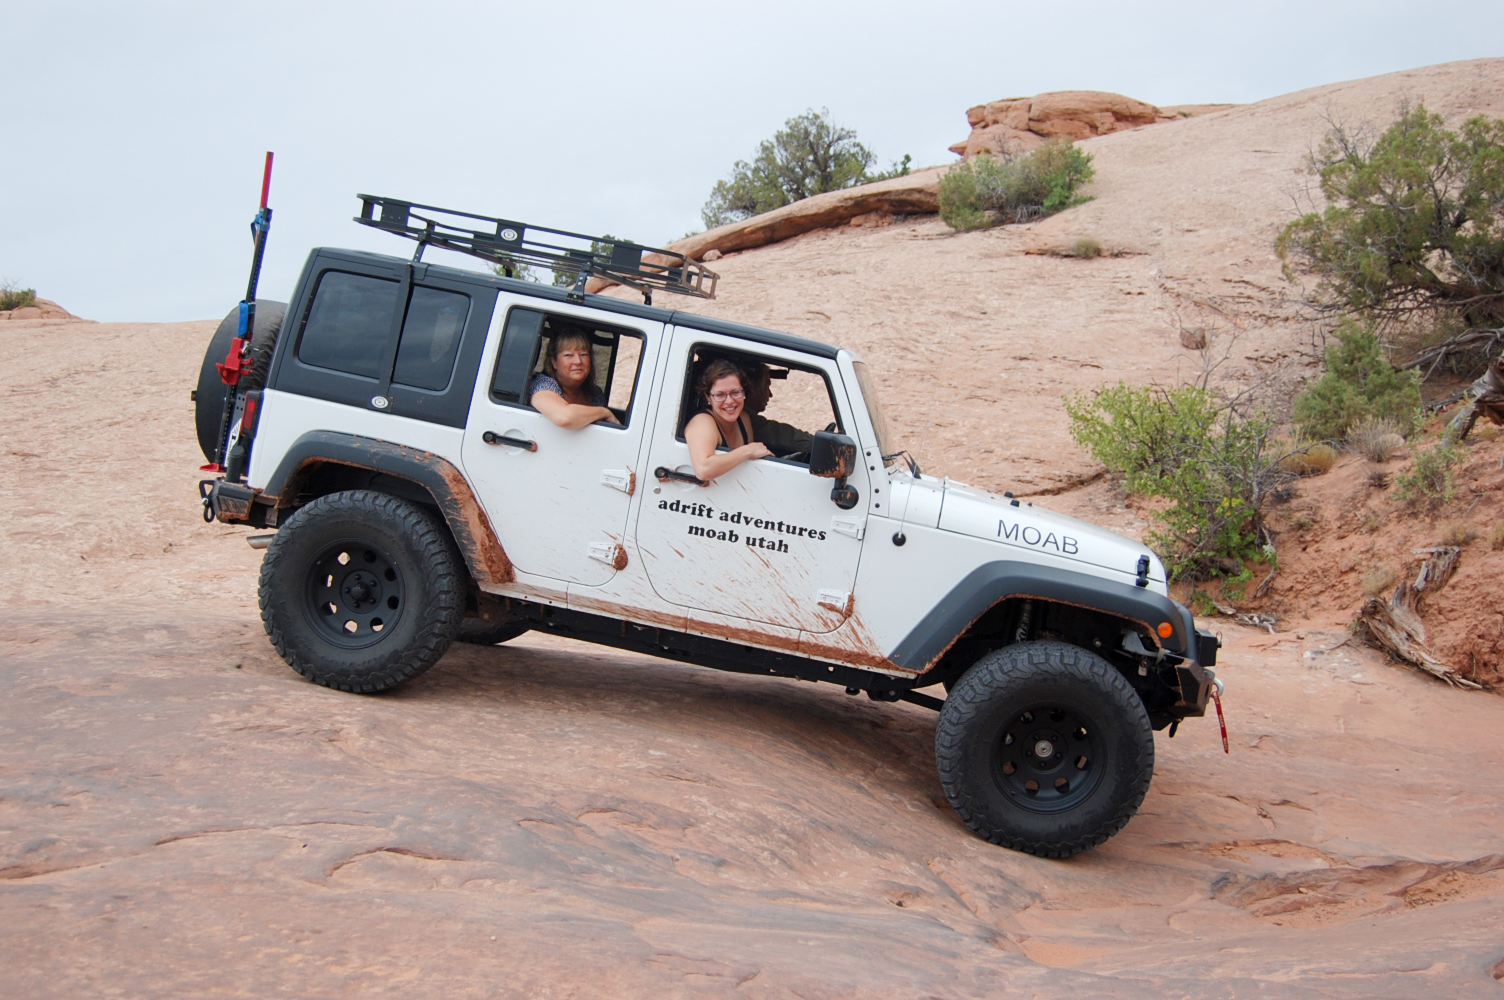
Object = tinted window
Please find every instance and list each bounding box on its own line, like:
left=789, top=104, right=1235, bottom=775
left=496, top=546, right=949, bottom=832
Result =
left=297, top=271, right=400, bottom=379
left=393, top=287, right=470, bottom=391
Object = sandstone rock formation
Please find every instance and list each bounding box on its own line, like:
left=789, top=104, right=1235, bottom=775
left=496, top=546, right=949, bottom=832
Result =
left=0, top=297, right=83, bottom=322
left=585, top=167, right=948, bottom=290
left=5, top=59, right=1504, bottom=999
left=949, top=90, right=1238, bottom=157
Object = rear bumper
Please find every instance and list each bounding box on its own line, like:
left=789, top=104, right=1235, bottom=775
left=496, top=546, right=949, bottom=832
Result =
left=198, top=478, right=273, bottom=528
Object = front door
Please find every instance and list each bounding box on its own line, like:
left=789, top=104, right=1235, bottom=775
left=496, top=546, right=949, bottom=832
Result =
left=461, top=299, right=662, bottom=587
left=633, top=329, right=869, bottom=633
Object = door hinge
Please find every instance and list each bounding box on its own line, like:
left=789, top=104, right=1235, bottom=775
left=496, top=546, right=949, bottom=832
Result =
left=601, top=468, right=635, bottom=495
left=830, top=515, right=866, bottom=540
left=588, top=541, right=628, bottom=570
left=817, top=589, right=854, bottom=616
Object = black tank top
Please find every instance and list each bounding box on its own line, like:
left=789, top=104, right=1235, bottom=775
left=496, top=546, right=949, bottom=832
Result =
left=717, top=415, right=752, bottom=450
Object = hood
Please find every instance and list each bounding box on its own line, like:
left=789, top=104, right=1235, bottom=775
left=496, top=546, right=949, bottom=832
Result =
left=937, top=480, right=1167, bottom=590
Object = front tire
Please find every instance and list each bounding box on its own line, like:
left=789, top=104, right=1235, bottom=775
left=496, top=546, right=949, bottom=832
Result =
left=259, top=491, right=465, bottom=692
left=935, top=641, right=1154, bottom=857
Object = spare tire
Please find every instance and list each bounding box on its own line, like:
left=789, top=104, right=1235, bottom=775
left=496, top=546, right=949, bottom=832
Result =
left=195, top=300, right=287, bottom=463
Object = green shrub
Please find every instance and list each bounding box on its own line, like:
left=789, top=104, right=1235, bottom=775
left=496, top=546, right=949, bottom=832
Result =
left=1394, top=436, right=1464, bottom=503
left=0, top=285, right=36, bottom=311
left=701, top=109, right=896, bottom=228
left=1065, top=383, right=1280, bottom=579
left=1292, top=321, right=1422, bottom=440
left=1276, top=105, right=1504, bottom=332
left=1069, top=237, right=1102, bottom=258
left=939, top=141, right=1095, bottom=232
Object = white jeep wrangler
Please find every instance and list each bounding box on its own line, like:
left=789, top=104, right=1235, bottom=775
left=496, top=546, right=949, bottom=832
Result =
left=196, top=196, right=1221, bottom=857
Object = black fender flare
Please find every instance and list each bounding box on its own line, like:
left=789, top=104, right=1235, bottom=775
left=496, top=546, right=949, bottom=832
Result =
left=261, top=431, right=513, bottom=587
left=889, top=559, right=1200, bottom=673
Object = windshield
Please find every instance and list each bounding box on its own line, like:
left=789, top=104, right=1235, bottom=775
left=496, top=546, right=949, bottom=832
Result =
left=850, top=360, right=896, bottom=459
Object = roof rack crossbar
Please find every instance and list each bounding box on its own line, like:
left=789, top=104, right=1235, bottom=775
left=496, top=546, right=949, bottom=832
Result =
left=354, top=194, right=717, bottom=301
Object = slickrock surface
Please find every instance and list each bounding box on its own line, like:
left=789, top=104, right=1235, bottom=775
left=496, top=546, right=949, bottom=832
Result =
left=5, top=58, right=1504, bottom=997
left=0, top=297, right=84, bottom=322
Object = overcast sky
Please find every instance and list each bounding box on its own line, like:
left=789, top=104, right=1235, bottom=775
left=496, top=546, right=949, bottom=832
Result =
left=3, top=1, right=1502, bottom=322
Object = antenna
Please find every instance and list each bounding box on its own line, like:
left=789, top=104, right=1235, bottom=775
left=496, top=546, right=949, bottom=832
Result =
left=353, top=195, right=718, bottom=303
left=892, top=330, right=953, bottom=544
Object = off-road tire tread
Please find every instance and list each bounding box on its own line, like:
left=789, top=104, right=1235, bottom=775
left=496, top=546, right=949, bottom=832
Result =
left=258, top=491, right=465, bottom=693
left=935, top=640, right=1154, bottom=858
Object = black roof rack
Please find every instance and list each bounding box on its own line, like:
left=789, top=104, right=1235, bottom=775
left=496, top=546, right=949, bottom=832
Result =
left=354, top=195, right=717, bottom=305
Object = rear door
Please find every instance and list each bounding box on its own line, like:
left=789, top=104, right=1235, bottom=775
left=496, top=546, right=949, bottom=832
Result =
left=632, top=327, right=870, bottom=633
left=461, top=298, right=662, bottom=587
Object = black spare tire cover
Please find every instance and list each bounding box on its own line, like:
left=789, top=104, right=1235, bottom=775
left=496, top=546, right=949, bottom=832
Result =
left=195, top=300, right=286, bottom=463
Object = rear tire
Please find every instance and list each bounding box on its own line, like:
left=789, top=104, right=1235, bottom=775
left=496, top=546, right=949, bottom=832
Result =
left=259, top=491, right=465, bottom=693
left=935, top=640, right=1153, bottom=857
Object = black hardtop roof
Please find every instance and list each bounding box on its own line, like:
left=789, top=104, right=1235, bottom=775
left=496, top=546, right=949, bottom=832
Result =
left=310, top=247, right=840, bottom=360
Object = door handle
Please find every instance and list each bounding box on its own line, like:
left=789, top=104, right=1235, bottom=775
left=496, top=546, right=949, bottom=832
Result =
left=482, top=431, right=537, bottom=452
left=654, top=466, right=707, bottom=486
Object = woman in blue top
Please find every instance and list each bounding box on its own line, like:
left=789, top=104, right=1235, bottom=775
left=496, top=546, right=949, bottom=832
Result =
left=529, top=326, right=619, bottom=428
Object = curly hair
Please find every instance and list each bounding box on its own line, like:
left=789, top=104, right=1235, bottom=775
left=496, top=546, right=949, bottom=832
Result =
left=696, top=357, right=747, bottom=400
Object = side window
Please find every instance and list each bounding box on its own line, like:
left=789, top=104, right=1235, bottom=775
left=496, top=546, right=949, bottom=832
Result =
left=678, top=345, right=840, bottom=462
left=297, top=271, right=401, bottom=379
left=393, top=286, right=470, bottom=391
left=488, top=308, right=646, bottom=426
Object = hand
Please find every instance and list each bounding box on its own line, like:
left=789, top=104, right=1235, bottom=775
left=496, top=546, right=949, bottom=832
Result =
left=603, top=409, right=622, bottom=425
left=746, top=442, right=773, bottom=460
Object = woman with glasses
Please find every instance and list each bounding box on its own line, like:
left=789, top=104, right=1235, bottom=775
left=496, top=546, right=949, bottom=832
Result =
left=684, top=358, right=771, bottom=482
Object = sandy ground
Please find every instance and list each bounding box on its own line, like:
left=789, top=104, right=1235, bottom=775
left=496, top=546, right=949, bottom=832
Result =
left=5, top=58, right=1504, bottom=998
left=2, top=326, right=1502, bottom=997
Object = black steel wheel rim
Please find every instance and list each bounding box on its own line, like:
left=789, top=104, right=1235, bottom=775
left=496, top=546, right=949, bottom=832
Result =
left=303, top=537, right=406, bottom=649
left=990, top=702, right=1107, bottom=814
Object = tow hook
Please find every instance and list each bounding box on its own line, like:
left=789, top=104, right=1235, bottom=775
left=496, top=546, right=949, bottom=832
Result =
left=199, top=479, right=216, bottom=523
left=1207, top=670, right=1229, bottom=754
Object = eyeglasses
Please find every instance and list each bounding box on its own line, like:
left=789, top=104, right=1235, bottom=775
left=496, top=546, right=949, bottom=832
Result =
left=708, top=390, right=745, bottom=402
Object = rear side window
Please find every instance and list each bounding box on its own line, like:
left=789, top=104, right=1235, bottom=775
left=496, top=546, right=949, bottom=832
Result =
left=393, top=287, right=470, bottom=391
left=297, top=271, right=400, bottom=379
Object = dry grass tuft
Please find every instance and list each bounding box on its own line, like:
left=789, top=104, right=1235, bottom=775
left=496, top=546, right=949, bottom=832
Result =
left=1278, top=442, right=1340, bottom=476
left=1438, top=520, right=1477, bottom=546
left=1361, top=565, right=1399, bottom=596
left=1069, top=237, right=1102, bottom=259
left=1490, top=524, right=1504, bottom=551
left=1349, top=416, right=1406, bottom=462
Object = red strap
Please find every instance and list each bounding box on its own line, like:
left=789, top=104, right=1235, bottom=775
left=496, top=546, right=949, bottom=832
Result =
left=1212, top=687, right=1230, bottom=754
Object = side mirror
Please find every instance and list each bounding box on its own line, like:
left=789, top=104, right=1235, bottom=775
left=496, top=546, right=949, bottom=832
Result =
left=808, top=430, right=856, bottom=480
left=810, top=430, right=860, bottom=510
